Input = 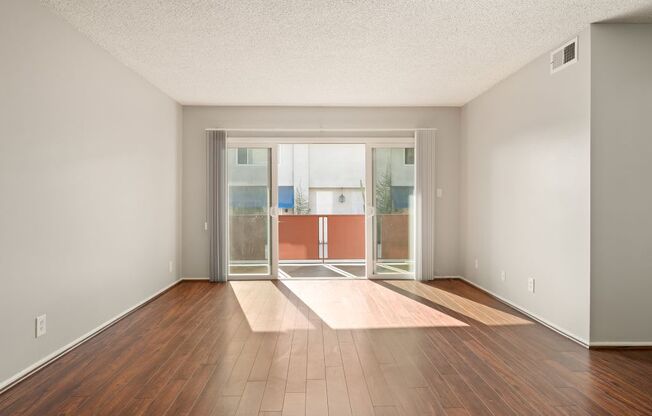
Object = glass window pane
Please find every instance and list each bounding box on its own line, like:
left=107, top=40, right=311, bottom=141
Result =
left=228, top=148, right=270, bottom=275
left=373, top=148, right=415, bottom=275
left=237, top=147, right=249, bottom=164
left=250, top=149, right=267, bottom=165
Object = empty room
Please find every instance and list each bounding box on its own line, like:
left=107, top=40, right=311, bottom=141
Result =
left=2, top=0, right=652, bottom=415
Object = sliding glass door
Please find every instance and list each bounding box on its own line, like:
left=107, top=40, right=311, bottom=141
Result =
left=224, top=139, right=415, bottom=280
left=276, top=144, right=367, bottom=279
left=226, top=146, right=277, bottom=278
left=367, top=146, right=415, bottom=278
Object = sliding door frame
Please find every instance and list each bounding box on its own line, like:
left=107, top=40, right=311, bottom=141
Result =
left=225, top=141, right=278, bottom=281
left=225, top=136, right=415, bottom=281
left=365, top=142, right=416, bottom=280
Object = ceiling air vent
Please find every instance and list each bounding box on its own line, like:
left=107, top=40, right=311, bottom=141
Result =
left=550, top=37, right=578, bottom=74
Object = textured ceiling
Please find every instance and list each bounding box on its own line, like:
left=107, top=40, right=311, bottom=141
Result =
left=43, top=0, right=652, bottom=106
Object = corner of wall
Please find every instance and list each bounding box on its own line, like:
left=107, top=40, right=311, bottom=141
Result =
left=588, top=23, right=652, bottom=344
left=457, top=28, right=592, bottom=344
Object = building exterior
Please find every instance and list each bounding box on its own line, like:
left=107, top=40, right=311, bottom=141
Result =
left=227, top=144, right=414, bottom=215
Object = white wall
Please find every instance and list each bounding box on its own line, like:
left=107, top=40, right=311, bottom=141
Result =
left=308, top=144, right=365, bottom=188
left=0, top=0, right=181, bottom=386
left=292, top=144, right=309, bottom=200
left=278, top=144, right=296, bottom=186
left=182, top=106, right=461, bottom=278
left=277, top=144, right=366, bottom=188
left=590, top=24, right=652, bottom=344
left=460, top=30, right=592, bottom=343
left=309, top=188, right=365, bottom=215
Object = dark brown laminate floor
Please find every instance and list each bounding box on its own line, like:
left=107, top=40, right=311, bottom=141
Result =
left=1, top=280, right=651, bottom=416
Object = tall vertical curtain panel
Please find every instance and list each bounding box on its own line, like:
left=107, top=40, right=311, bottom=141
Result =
left=415, top=129, right=436, bottom=281
left=207, top=130, right=228, bottom=282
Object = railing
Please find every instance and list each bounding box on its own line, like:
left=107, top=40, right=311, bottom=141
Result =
left=229, top=214, right=268, bottom=261
left=376, top=214, right=410, bottom=260
left=279, top=214, right=365, bottom=261
left=228, top=213, right=410, bottom=262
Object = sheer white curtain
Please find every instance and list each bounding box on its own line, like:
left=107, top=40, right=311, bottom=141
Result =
left=415, top=129, right=436, bottom=281
left=207, top=130, right=228, bottom=282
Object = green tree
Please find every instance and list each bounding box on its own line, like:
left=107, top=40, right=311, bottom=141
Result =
left=375, top=165, right=393, bottom=214
left=294, top=185, right=310, bottom=214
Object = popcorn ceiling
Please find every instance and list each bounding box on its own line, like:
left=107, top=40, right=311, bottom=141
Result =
left=43, top=0, right=652, bottom=106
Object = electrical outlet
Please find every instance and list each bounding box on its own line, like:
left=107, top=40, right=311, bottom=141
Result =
left=528, top=278, right=535, bottom=293
left=36, top=314, right=46, bottom=338
left=168, top=260, right=174, bottom=273
left=436, top=188, right=443, bottom=198
left=204, top=222, right=208, bottom=231
left=474, top=259, right=479, bottom=269
left=501, top=271, right=506, bottom=281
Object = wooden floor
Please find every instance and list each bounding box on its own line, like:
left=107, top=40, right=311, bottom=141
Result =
left=1, top=280, right=651, bottom=416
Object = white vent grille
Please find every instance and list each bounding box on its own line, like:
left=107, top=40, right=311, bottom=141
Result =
left=550, top=38, right=578, bottom=74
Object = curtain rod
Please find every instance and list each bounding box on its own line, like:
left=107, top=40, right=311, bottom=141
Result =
left=205, top=128, right=437, bottom=132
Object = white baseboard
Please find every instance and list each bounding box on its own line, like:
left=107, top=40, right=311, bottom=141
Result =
left=456, top=277, right=590, bottom=348
left=0, top=278, right=181, bottom=394
left=589, top=341, right=652, bottom=348
left=181, top=277, right=210, bottom=280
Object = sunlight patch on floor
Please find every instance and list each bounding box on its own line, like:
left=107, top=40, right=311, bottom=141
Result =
left=278, top=280, right=467, bottom=330
left=228, top=281, right=305, bottom=333
left=383, top=280, right=532, bottom=326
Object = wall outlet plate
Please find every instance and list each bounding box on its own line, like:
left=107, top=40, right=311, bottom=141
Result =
left=436, top=188, right=443, bottom=198
left=528, top=278, right=535, bottom=293
left=169, top=260, right=174, bottom=273
left=474, top=259, right=479, bottom=269
left=36, top=314, right=46, bottom=338
left=501, top=271, right=506, bottom=281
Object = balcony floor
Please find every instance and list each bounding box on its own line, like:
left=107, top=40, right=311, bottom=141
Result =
left=228, top=262, right=413, bottom=278
left=280, top=263, right=366, bottom=279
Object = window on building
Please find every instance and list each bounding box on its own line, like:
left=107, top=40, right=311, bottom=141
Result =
left=391, top=186, right=414, bottom=210
left=229, top=186, right=268, bottom=214
left=404, top=148, right=415, bottom=165
left=236, top=148, right=268, bottom=165
left=237, top=148, right=250, bottom=164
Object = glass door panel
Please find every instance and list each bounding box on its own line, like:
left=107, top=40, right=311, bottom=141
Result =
left=372, top=147, right=415, bottom=277
left=227, top=147, right=271, bottom=276
left=277, top=143, right=367, bottom=279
